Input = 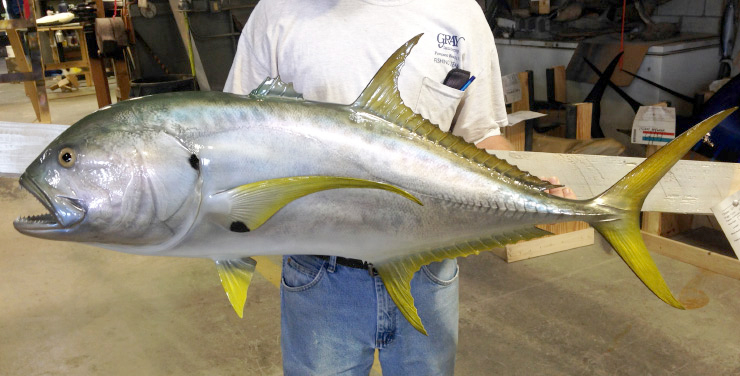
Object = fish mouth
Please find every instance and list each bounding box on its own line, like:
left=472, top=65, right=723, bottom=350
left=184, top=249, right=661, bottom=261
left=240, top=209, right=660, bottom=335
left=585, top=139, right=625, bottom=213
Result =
left=14, top=174, right=86, bottom=234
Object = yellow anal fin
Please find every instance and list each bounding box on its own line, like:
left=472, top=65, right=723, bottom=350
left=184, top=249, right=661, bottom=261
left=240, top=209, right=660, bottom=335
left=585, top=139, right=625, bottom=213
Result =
left=212, top=176, right=422, bottom=233
left=376, top=227, right=551, bottom=335
left=215, top=257, right=257, bottom=318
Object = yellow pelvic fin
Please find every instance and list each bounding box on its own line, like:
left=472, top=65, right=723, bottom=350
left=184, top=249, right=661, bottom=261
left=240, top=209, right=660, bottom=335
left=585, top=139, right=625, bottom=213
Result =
left=215, top=257, right=257, bottom=318
left=215, top=176, right=422, bottom=232
left=591, top=108, right=737, bottom=309
left=376, top=227, right=551, bottom=335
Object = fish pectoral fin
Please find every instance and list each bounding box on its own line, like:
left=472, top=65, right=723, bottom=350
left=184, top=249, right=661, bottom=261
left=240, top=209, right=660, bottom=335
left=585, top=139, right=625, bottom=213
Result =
left=211, top=176, right=422, bottom=232
left=215, top=257, right=257, bottom=318
left=376, top=227, right=551, bottom=336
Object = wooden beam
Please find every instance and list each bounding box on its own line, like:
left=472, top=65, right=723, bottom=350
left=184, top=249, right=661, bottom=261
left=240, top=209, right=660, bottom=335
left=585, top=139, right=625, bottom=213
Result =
left=642, top=231, right=740, bottom=280
left=575, top=102, right=592, bottom=140
left=537, top=221, right=589, bottom=235
left=539, top=0, right=551, bottom=14
left=114, top=59, right=130, bottom=101
left=530, top=0, right=550, bottom=14
left=565, top=102, right=593, bottom=140
left=489, top=150, right=740, bottom=214
left=640, top=136, right=690, bottom=237
left=546, top=65, right=567, bottom=104
left=2, top=123, right=739, bottom=215
left=553, top=65, right=566, bottom=103
left=503, top=122, right=525, bottom=151
left=6, top=27, right=50, bottom=123
left=0, top=122, right=68, bottom=178
left=89, top=57, right=111, bottom=107
left=504, top=71, right=531, bottom=151
left=167, top=0, right=210, bottom=90
left=494, top=228, right=594, bottom=263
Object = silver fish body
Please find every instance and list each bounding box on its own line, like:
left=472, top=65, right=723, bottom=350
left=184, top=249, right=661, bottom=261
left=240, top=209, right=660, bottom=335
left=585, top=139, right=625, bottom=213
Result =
left=155, top=93, right=598, bottom=261
left=18, top=91, right=596, bottom=261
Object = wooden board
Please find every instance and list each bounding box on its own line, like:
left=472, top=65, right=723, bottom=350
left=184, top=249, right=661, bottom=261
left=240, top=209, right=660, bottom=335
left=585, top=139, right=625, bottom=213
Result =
left=504, top=71, right=530, bottom=151
left=642, top=231, right=740, bottom=280
left=553, top=65, right=566, bottom=104
left=492, top=228, right=594, bottom=263
left=575, top=102, right=592, bottom=140
left=0, top=122, right=69, bottom=177
left=2, top=121, right=739, bottom=215
left=491, top=150, right=740, bottom=215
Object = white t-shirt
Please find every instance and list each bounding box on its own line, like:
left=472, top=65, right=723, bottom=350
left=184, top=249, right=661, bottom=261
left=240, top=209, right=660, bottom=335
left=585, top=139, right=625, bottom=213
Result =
left=224, top=0, right=508, bottom=144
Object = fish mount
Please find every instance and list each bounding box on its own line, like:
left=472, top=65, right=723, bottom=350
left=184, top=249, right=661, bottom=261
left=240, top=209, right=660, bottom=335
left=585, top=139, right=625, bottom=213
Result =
left=10, top=32, right=739, bottom=337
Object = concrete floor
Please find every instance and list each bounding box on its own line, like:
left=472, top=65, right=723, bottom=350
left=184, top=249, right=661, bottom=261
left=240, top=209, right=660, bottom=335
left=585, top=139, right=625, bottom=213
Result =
left=2, top=82, right=740, bottom=375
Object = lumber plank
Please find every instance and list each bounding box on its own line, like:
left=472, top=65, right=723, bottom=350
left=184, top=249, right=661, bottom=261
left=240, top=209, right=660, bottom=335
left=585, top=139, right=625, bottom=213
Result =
left=504, top=71, right=531, bottom=151
left=538, top=221, right=589, bottom=234
left=2, top=122, right=739, bottom=215
left=553, top=65, right=566, bottom=103
left=495, top=228, right=594, bottom=263
left=575, top=102, right=592, bottom=140
left=0, top=122, right=68, bottom=178
left=491, top=150, right=740, bottom=215
left=642, top=231, right=740, bottom=280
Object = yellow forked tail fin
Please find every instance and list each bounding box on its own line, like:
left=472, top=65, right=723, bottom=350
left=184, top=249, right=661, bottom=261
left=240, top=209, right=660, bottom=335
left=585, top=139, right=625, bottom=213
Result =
left=590, top=108, right=737, bottom=309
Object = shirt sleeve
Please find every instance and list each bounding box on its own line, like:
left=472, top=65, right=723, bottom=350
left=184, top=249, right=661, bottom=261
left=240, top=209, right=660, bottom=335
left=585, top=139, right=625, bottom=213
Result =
left=223, top=4, right=273, bottom=94
left=450, top=22, right=508, bottom=144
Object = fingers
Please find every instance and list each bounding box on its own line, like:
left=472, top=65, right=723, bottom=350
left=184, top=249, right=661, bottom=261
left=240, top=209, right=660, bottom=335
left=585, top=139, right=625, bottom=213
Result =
left=561, top=187, right=577, bottom=199
left=540, top=176, right=577, bottom=199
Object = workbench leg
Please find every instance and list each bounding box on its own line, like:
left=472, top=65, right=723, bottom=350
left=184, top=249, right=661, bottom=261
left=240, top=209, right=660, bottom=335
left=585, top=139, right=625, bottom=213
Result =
left=76, top=28, right=94, bottom=87
left=8, top=27, right=50, bottom=122
left=90, top=56, right=111, bottom=107
left=113, top=59, right=130, bottom=101
left=27, top=29, right=50, bottom=122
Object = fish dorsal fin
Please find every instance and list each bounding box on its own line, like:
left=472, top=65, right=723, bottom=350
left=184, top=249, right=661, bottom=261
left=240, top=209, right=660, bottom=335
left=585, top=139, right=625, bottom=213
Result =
left=208, top=176, right=422, bottom=233
left=350, top=33, right=422, bottom=124
left=215, top=257, right=257, bottom=318
left=351, top=34, right=556, bottom=192
left=375, top=226, right=551, bottom=335
left=250, top=76, right=304, bottom=100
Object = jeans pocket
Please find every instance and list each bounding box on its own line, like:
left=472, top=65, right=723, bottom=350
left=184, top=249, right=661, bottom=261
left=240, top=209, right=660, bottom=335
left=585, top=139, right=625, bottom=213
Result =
left=413, top=77, right=464, bottom=133
left=421, top=258, right=459, bottom=286
left=281, top=255, right=325, bottom=292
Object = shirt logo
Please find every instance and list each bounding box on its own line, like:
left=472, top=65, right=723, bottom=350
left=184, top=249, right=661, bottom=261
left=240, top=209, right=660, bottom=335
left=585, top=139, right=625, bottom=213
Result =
left=437, top=33, right=465, bottom=48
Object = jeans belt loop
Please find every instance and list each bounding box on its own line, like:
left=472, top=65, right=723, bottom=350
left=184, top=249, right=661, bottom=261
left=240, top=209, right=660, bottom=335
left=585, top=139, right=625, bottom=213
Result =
left=327, top=256, right=337, bottom=273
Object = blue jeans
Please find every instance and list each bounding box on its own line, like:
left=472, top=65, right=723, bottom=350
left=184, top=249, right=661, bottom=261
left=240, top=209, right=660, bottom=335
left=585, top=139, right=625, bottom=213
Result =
left=280, top=255, right=459, bottom=376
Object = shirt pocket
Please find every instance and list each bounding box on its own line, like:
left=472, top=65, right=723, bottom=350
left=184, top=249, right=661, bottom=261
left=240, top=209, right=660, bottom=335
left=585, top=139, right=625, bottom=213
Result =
left=413, top=76, right=465, bottom=133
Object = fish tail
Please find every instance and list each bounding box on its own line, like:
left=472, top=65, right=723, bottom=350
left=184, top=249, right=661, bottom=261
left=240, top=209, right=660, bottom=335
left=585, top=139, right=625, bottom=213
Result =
left=588, top=108, right=736, bottom=309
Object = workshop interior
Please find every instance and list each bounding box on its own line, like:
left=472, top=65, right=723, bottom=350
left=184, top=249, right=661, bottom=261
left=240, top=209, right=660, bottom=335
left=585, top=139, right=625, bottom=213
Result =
left=1, top=1, right=740, bottom=375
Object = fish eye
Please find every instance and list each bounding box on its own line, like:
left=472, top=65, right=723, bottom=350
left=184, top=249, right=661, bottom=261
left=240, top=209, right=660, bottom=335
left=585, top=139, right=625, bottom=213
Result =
left=58, top=147, right=76, bottom=168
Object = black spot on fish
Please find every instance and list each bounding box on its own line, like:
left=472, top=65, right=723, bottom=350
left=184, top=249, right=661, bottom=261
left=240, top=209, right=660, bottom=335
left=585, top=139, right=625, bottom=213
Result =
left=230, top=221, right=250, bottom=233
left=189, top=154, right=200, bottom=170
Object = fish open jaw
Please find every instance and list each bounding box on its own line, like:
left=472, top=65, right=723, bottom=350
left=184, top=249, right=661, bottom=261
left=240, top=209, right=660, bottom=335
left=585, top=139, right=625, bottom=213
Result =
left=13, top=174, right=85, bottom=232
left=15, top=213, right=58, bottom=227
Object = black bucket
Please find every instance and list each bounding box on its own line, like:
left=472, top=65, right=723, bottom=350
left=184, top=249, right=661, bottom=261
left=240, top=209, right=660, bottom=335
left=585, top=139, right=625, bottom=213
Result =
left=129, top=74, right=197, bottom=98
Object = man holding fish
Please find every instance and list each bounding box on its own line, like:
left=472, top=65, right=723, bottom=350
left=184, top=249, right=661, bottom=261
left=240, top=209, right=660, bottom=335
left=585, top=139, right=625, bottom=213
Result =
left=225, top=0, right=574, bottom=374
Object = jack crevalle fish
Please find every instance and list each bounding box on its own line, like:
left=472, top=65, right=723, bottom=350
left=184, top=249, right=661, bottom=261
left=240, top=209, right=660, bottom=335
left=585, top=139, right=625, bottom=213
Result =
left=14, top=35, right=736, bottom=335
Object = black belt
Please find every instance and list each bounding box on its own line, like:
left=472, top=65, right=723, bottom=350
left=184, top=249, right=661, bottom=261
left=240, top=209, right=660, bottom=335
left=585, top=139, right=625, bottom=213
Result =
left=315, top=255, right=378, bottom=276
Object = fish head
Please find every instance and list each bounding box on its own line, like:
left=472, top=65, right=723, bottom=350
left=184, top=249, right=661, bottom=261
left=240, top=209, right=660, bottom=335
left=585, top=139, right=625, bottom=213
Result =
left=14, top=107, right=201, bottom=249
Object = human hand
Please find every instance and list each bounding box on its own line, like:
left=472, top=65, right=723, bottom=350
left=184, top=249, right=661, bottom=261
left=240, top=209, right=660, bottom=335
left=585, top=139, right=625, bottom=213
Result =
left=540, top=176, right=577, bottom=199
